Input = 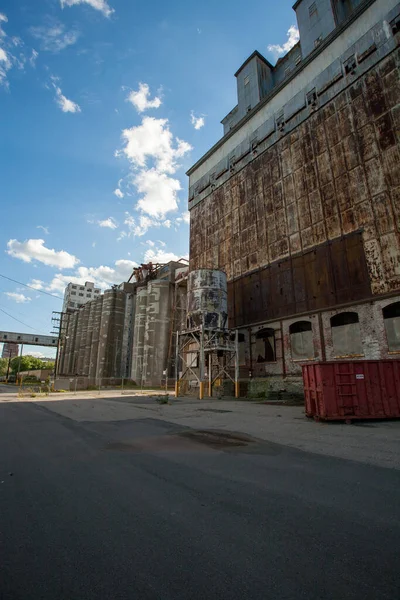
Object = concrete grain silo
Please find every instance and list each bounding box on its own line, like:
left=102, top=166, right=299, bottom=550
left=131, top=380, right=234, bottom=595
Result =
left=131, top=287, right=148, bottom=384
left=143, top=280, right=171, bottom=387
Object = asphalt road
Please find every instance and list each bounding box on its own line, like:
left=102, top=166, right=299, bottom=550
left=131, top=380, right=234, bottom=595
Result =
left=1, top=401, right=399, bottom=600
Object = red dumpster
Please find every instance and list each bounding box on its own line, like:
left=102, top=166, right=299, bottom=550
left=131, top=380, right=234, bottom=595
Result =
left=302, top=360, right=400, bottom=423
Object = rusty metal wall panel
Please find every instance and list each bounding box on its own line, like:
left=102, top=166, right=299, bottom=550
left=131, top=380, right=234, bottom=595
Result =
left=228, top=232, right=371, bottom=328
left=190, top=53, right=400, bottom=304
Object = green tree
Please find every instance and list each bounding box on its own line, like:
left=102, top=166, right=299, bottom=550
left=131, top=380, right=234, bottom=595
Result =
left=42, top=361, right=55, bottom=370
left=0, top=357, right=8, bottom=377
left=10, top=355, right=44, bottom=374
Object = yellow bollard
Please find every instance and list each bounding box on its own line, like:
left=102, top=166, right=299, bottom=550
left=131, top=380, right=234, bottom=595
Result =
left=199, top=381, right=204, bottom=400
left=235, top=381, right=240, bottom=398
left=175, top=381, right=180, bottom=397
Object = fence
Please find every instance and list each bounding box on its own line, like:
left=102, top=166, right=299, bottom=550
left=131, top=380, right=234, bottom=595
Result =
left=53, top=376, right=174, bottom=395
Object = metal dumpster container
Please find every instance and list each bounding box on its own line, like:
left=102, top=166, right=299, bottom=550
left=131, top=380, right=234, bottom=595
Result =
left=302, top=361, right=400, bottom=423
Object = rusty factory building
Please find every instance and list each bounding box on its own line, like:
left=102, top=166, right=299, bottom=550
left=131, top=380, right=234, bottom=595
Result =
left=187, top=0, right=400, bottom=398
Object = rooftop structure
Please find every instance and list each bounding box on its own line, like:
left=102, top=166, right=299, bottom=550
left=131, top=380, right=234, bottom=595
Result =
left=62, top=281, right=101, bottom=314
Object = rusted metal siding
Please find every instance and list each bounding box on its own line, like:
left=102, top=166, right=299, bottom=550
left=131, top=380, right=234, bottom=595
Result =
left=189, top=51, right=400, bottom=302
left=228, top=232, right=370, bottom=327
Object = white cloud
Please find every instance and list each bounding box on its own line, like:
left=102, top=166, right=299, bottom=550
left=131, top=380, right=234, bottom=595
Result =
left=0, top=14, right=12, bottom=87
left=92, top=241, right=96, bottom=247
left=60, top=0, right=114, bottom=17
left=120, top=117, right=191, bottom=174
left=126, top=83, right=162, bottom=113
left=29, top=279, right=45, bottom=290
left=190, top=111, right=205, bottom=130
left=47, top=259, right=137, bottom=292
left=143, top=243, right=187, bottom=264
left=182, top=211, right=190, bottom=224
left=37, top=225, right=49, bottom=235
left=7, top=238, right=79, bottom=269
left=114, top=188, right=124, bottom=198
left=134, top=169, right=181, bottom=218
left=5, top=292, right=31, bottom=304
left=267, top=25, right=300, bottom=59
left=29, top=49, right=39, bottom=67
left=52, top=79, right=81, bottom=113
left=30, top=21, right=79, bottom=53
left=98, top=217, right=118, bottom=229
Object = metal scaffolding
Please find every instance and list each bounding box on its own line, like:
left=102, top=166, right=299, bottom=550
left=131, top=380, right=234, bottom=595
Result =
left=175, top=326, right=239, bottom=399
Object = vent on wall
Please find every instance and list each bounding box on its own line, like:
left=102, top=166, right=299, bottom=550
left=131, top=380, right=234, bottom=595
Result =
left=309, top=2, right=317, bottom=17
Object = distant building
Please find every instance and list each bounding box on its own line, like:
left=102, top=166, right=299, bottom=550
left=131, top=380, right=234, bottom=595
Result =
left=62, top=281, right=101, bottom=314
left=187, top=0, right=400, bottom=399
left=2, top=342, right=19, bottom=359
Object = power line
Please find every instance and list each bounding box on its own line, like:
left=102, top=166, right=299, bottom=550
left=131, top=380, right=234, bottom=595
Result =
left=0, top=307, right=46, bottom=334
left=0, top=274, right=62, bottom=300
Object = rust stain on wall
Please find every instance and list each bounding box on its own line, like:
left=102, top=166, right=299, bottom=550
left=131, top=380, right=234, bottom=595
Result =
left=190, top=53, right=400, bottom=304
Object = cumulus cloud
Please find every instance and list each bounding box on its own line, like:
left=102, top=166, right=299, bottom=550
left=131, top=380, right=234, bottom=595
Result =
left=126, top=82, right=162, bottom=113
left=98, top=217, right=118, bottom=229
left=114, top=188, right=124, bottom=198
left=52, top=78, right=81, bottom=113
left=7, top=238, right=79, bottom=269
left=29, top=279, right=45, bottom=290
left=267, top=25, right=300, bottom=59
left=46, top=259, right=138, bottom=292
left=118, top=117, right=191, bottom=220
left=5, top=292, right=31, bottom=304
left=120, top=117, right=191, bottom=174
left=60, top=0, right=114, bottom=17
left=30, top=20, right=79, bottom=53
left=190, top=111, right=205, bottom=130
left=134, top=169, right=181, bottom=218
left=117, top=212, right=173, bottom=240
left=143, top=243, right=188, bottom=264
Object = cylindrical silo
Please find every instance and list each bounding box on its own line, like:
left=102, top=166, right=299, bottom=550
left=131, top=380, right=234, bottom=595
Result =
left=64, top=312, right=78, bottom=375
left=96, top=289, right=126, bottom=382
left=89, top=296, right=103, bottom=381
left=143, top=280, right=171, bottom=387
left=187, top=269, right=228, bottom=329
left=72, top=308, right=84, bottom=375
left=83, top=301, right=95, bottom=377
left=121, top=292, right=136, bottom=379
left=77, top=303, right=90, bottom=375
left=131, top=286, right=148, bottom=384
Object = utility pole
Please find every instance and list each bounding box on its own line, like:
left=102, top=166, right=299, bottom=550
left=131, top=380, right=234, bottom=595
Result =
left=52, top=311, right=67, bottom=380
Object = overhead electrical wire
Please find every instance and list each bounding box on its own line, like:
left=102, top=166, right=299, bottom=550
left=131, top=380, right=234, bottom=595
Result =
left=0, top=273, right=62, bottom=299
left=0, top=307, right=46, bottom=333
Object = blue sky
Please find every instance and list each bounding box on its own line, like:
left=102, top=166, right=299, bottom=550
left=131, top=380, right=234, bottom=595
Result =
left=0, top=0, right=298, bottom=357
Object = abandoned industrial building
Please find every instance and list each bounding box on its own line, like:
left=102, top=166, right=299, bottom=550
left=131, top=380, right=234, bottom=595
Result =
left=57, top=0, right=400, bottom=399
left=58, top=261, right=188, bottom=389
left=186, top=0, right=400, bottom=398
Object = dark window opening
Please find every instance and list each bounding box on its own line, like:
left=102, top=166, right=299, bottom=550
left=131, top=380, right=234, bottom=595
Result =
left=344, top=55, right=356, bottom=75
left=255, top=328, right=276, bottom=362
left=331, top=312, right=363, bottom=357
left=383, top=302, right=400, bottom=352
left=391, top=15, right=400, bottom=36
left=276, top=112, right=285, bottom=132
left=307, top=88, right=317, bottom=108
left=289, top=321, right=314, bottom=360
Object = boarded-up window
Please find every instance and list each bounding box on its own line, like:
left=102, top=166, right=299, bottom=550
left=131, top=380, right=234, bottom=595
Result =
left=289, top=321, right=314, bottom=360
left=331, top=312, right=363, bottom=357
left=383, top=302, right=400, bottom=352
left=254, top=328, right=276, bottom=362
